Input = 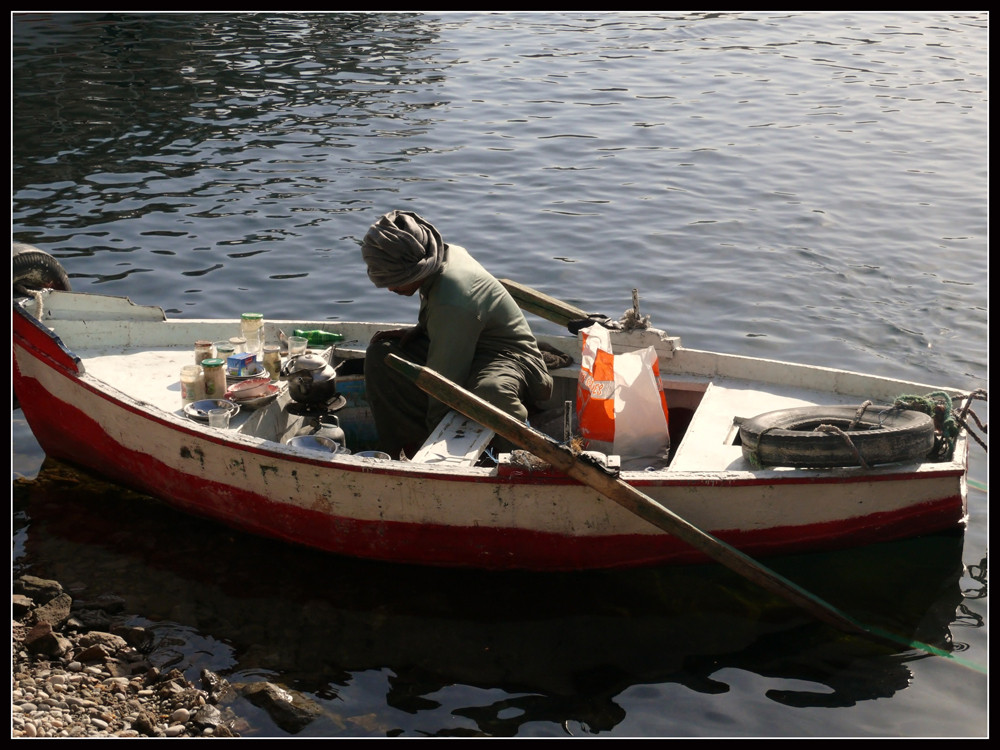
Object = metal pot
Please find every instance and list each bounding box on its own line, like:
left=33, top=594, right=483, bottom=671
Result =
left=282, top=352, right=339, bottom=405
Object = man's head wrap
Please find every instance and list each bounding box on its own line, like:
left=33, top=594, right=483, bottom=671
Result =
left=361, top=210, right=445, bottom=288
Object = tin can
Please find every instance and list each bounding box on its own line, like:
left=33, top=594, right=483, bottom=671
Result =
left=201, top=358, right=227, bottom=398
left=194, top=340, right=215, bottom=366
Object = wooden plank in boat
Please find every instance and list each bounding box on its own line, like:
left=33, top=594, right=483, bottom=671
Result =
left=411, top=410, right=495, bottom=467
left=667, top=379, right=855, bottom=472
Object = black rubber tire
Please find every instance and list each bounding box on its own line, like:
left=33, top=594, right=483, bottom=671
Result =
left=13, top=242, right=72, bottom=296
left=739, top=404, right=936, bottom=468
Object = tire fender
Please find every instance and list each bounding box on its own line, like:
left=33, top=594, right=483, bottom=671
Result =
left=13, top=242, right=72, bottom=296
left=739, top=405, right=936, bottom=468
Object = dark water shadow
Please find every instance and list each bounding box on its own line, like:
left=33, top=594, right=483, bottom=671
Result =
left=13, top=458, right=969, bottom=736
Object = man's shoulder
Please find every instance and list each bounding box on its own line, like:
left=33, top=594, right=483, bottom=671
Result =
left=441, top=243, right=478, bottom=273
left=439, top=245, right=498, bottom=289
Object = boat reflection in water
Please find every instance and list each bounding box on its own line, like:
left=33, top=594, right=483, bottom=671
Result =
left=14, top=458, right=971, bottom=737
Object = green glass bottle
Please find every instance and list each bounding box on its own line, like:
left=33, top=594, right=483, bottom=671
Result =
left=293, top=329, right=344, bottom=345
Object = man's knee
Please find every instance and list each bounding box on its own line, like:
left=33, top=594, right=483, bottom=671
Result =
left=473, top=378, right=528, bottom=422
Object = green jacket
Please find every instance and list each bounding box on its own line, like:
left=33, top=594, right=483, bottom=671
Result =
left=416, top=244, right=553, bottom=427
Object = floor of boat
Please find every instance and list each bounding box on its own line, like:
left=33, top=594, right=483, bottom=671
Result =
left=76, top=344, right=866, bottom=474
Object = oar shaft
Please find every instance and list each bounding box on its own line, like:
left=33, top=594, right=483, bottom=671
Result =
left=386, top=353, right=876, bottom=640
left=499, top=278, right=589, bottom=327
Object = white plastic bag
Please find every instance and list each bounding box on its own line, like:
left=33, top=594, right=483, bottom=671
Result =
left=575, top=324, right=670, bottom=464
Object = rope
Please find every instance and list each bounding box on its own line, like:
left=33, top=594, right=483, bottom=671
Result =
left=567, top=288, right=652, bottom=333
left=816, top=424, right=870, bottom=470
left=29, top=289, right=45, bottom=321
left=893, top=390, right=988, bottom=460
left=618, top=288, right=651, bottom=331
left=954, top=389, right=989, bottom=453
left=849, top=400, right=873, bottom=430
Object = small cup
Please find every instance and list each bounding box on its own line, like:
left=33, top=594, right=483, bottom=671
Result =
left=208, top=408, right=231, bottom=429
left=287, top=336, right=308, bottom=356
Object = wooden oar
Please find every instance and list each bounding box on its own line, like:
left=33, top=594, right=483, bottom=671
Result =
left=499, top=278, right=589, bottom=328
left=385, top=353, right=896, bottom=646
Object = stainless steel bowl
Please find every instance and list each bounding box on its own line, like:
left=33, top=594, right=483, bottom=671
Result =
left=285, top=434, right=345, bottom=454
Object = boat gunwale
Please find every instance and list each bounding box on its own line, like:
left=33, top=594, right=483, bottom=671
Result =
left=15, top=294, right=969, bottom=488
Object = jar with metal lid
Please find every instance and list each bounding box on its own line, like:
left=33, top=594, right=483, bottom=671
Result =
left=240, top=313, right=264, bottom=355
left=201, top=358, right=227, bottom=398
left=194, top=340, right=215, bottom=366
left=180, top=365, right=204, bottom=405
left=214, top=341, right=236, bottom=360
left=262, top=345, right=282, bottom=381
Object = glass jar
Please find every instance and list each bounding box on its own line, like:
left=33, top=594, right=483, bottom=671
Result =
left=240, top=313, right=264, bottom=356
left=194, top=340, right=215, bottom=366
left=229, top=336, right=248, bottom=354
left=214, top=340, right=236, bottom=360
left=201, top=358, right=227, bottom=398
left=180, top=365, right=204, bottom=405
left=262, top=345, right=282, bottom=381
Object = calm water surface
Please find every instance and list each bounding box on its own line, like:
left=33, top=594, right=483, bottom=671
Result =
left=12, top=12, right=987, bottom=737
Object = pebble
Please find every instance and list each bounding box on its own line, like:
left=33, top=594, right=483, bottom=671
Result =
left=12, top=575, right=242, bottom=738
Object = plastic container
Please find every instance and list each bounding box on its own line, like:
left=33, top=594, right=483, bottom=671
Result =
left=214, top=341, right=236, bottom=361
left=180, top=365, right=204, bottom=405
left=241, top=313, right=264, bottom=355
left=201, top=358, right=227, bottom=398
left=287, top=336, right=308, bottom=356
left=262, top=345, right=282, bottom=380
left=194, top=340, right=215, bottom=366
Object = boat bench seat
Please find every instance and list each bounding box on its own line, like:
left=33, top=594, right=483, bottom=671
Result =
left=411, top=410, right=495, bottom=467
left=668, top=379, right=854, bottom=472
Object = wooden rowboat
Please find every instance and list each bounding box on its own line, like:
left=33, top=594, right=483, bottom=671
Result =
left=13, top=283, right=976, bottom=572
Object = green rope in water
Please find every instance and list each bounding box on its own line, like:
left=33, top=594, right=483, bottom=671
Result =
left=776, top=571, right=988, bottom=674
left=860, top=623, right=987, bottom=674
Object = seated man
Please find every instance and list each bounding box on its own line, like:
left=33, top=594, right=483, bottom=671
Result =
left=361, top=209, right=553, bottom=459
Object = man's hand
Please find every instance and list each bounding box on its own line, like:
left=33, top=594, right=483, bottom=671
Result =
left=371, top=327, right=421, bottom=346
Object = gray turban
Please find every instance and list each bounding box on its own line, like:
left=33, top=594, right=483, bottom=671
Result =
left=361, top=210, right=445, bottom=288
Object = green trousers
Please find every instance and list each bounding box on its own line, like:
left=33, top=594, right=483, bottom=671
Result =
left=364, top=334, right=529, bottom=458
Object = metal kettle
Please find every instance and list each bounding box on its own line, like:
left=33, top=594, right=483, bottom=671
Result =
left=282, top=352, right=340, bottom=405
left=315, top=414, right=347, bottom=449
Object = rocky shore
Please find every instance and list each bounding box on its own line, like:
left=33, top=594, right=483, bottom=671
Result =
left=12, top=575, right=246, bottom=737
left=13, top=575, right=327, bottom=738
